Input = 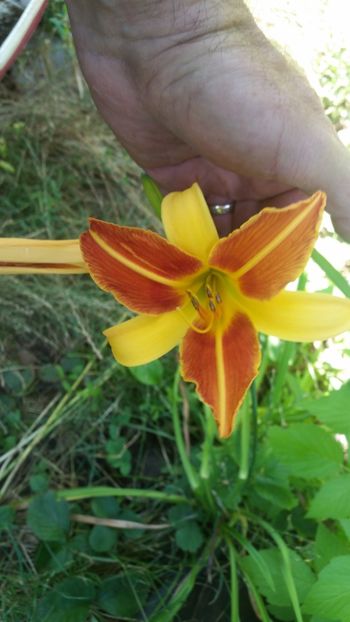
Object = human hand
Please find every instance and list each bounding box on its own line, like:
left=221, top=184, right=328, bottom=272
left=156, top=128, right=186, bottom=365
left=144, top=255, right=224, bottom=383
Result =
left=66, top=0, right=350, bottom=239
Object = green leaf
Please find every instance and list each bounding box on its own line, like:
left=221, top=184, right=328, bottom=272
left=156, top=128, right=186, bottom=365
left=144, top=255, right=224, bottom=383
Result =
left=0, top=505, right=15, bottom=531
left=339, top=518, right=350, bottom=541
left=29, top=473, right=49, bottom=494
left=302, top=383, right=350, bottom=436
left=175, top=521, right=204, bottom=553
left=268, top=424, right=343, bottom=480
left=240, top=547, right=315, bottom=609
left=308, top=475, right=350, bottom=520
left=141, top=173, right=163, bottom=218
left=129, top=360, right=164, bottom=386
left=35, top=542, right=73, bottom=573
left=314, top=524, right=350, bottom=572
left=88, top=525, right=117, bottom=552
left=105, top=438, right=132, bottom=475
left=167, top=504, right=196, bottom=527
left=97, top=573, right=149, bottom=617
left=91, top=496, right=120, bottom=518
left=254, top=474, right=298, bottom=510
left=27, top=492, right=70, bottom=542
left=34, top=577, right=94, bottom=622
left=38, top=364, right=61, bottom=384
left=303, top=555, right=350, bottom=621
left=311, top=248, right=350, bottom=298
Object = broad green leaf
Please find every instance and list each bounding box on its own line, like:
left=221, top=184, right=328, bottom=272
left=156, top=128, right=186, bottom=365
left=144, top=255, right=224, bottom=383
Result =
left=34, top=577, right=94, bottom=622
left=129, top=360, right=164, bottom=386
left=254, top=474, right=298, bottom=510
left=175, top=521, right=204, bottom=553
left=268, top=424, right=343, bottom=480
left=29, top=473, right=49, bottom=494
left=314, top=524, right=350, bottom=572
left=88, top=525, right=117, bottom=552
left=91, top=496, right=120, bottom=518
left=303, top=556, right=350, bottom=621
left=0, top=505, right=15, bottom=531
left=339, top=518, right=350, bottom=541
left=167, top=504, right=196, bottom=527
left=35, top=542, right=73, bottom=573
left=240, top=547, right=315, bottom=609
left=308, top=475, right=350, bottom=520
left=27, top=492, right=70, bottom=542
left=302, top=383, right=350, bottom=436
left=97, top=573, right=149, bottom=617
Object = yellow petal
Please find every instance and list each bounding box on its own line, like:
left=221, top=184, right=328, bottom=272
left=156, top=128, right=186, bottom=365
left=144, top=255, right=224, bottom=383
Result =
left=0, top=238, right=87, bottom=273
left=240, top=290, right=350, bottom=341
left=161, top=183, right=218, bottom=262
left=104, top=306, right=196, bottom=367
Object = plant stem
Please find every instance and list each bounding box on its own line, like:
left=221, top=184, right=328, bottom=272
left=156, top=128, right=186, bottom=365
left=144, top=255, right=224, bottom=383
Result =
left=238, top=393, right=251, bottom=481
left=200, top=404, right=216, bottom=480
left=249, top=380, right=258, bottom=479
left=12, top=486, right=189, bottom=510
left=226, top=539, right=241, bottom=622
left=172, top=369, right=200, bottom=492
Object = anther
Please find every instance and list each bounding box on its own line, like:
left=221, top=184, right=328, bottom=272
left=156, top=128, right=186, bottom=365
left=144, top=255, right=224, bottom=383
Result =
left=215, top=293, right=222, bottom=304
left=209, top=299, right=216, bottom=313
left=206, top=285, right=214, bottom=298
left=187, top=290, right=200, bottom=310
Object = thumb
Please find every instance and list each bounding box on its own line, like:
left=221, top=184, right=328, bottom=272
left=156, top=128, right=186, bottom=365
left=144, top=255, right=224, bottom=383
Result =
left=291, top=130, right=350, bottom=241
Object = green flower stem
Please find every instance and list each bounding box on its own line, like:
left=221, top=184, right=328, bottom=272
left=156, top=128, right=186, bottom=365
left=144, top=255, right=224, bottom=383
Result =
left=172, top=369, right=200, bottom=492
left=12, top=486, right=189, bottom=510
left=57, top=486, right=188, bottom=504
left=312, top=248, right=350, bottom=298
left=271, top=341, right=296, bottom=410
left=249, top=380, right=258, bottom=479
left=200, top=404, right=216, bottom=480
left=226, top=539, right=241, bottom=622
left=238, top=393, right=251, bottom=481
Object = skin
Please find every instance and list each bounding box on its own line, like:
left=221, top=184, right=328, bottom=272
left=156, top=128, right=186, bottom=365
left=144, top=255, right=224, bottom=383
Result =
left=65, top=0, right=350, bottom=239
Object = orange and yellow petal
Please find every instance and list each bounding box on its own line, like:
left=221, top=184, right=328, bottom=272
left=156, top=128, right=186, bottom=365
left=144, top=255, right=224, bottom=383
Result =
left=161, top=183, right=219, bottom=263
left=104, top=306, right=196, bottom=367
left=80, top=219, right=203, bottom=314
left=209, top=192, right=325, bottom=299
left=240, top=290, right=350, bottom=342
left=0, top=238, right=87, bottom=273
left=180, top=312, right=260, bottom=438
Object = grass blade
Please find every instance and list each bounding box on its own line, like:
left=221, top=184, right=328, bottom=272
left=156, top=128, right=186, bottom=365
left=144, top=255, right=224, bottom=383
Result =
left=312, top=248, right=350, bottom=298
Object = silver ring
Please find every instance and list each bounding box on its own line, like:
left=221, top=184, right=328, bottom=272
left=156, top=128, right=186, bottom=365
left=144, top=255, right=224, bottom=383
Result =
left=208, top=202, right=236, bottom=215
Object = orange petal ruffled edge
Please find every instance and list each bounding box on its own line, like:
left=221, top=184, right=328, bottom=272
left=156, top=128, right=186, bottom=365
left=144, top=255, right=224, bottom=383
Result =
left=80, top=218, right=203, bottom=314
left=210, top=192, right=326, bottom=299
left=180, top=311, right=261, bottom=438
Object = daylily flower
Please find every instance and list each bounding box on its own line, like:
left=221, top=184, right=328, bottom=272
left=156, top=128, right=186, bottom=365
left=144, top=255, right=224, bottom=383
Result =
left=80, top=184, right=350, bottom=438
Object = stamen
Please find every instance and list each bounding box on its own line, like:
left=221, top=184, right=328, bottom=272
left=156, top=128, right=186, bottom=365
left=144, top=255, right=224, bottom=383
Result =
left=206, top=285, right=214, bottom=298
left=215, top=293, right=222, bottom=304
left=186, top=290, right=200, bottom=310
left=208, top=299, right=216, bottom=312
left=176, top=306, right=214, bottom=334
